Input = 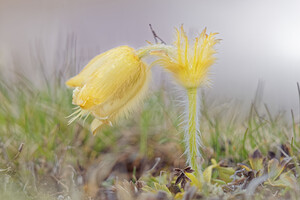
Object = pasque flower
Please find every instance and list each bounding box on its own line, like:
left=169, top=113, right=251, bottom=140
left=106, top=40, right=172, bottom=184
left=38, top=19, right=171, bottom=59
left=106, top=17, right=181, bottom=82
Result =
left=66, top=26, right=220, bottom=178
left=153, top=26, right=219, bottom=177
left=66, top=46, right=151, bottom=135
left=153, top=26, right=219, bottom=88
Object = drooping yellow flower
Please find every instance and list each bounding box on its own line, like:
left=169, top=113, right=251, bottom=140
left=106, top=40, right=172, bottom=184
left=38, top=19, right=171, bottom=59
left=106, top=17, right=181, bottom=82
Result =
left=66, top=46, right=151, bottom=135
left=153, top=26, right=219, bottom=89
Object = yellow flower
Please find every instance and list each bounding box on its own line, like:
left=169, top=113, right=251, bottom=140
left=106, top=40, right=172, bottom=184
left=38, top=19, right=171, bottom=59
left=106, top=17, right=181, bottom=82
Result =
left=66, top=46, right=151, bottom=135
left=150, top=26, right=219, bottom=177
left=153, top=26, right=219, bottom=89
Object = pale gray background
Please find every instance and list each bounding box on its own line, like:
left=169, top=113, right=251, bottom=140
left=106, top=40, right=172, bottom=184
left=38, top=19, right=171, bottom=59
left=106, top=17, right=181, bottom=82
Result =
left=0, top=0, right=300, bottom=117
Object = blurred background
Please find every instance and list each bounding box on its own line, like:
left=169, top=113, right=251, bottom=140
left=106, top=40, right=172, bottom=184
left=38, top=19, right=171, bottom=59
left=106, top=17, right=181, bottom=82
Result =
left=0, top=0, right=300, bottom=116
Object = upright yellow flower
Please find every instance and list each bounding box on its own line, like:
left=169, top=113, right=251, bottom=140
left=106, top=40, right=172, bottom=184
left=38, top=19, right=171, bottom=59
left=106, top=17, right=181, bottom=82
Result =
left=154, top=26, right=219, bottom=88
left=153, top=26, right=219, bottom=177
left=66, top=46, right=151, bottom=135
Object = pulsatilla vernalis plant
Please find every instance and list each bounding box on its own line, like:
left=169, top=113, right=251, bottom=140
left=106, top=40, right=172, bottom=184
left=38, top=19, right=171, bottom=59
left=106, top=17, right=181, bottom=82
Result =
left=66, top=26, right=219, bottom=177
left=152, top=26, right=219, bottom=177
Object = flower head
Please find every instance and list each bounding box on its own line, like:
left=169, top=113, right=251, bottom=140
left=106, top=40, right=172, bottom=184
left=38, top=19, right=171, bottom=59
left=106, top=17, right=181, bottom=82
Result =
left=66, top=46, right=151, bottom=135
left=153, top=26, right=219, bottom=89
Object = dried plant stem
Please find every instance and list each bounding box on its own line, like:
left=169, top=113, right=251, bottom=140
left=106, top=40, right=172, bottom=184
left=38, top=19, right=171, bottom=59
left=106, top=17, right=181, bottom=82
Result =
left=187, top=88, right=201, bottom=177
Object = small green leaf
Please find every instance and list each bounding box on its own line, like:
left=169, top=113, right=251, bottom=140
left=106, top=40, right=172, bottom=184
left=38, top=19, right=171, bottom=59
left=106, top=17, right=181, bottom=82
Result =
left=268, top=159, right=285, bottom=181
left=154, top=182, right=172, bottom=194
left=186, top=173, right=202, bottom=190
left=249, top=149, right=264, bottom=171
left=211, top=178, right=226, bottom=185
left=266, top=171, right=297, bottom=189
left=203, top=159, right=219, bottom=183
left=217, top=166, right=235, bottom=183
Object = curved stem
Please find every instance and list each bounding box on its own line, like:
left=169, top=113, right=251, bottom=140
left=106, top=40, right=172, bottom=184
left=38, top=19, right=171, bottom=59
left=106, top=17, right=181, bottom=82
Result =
left=187, top=87, right=201, bottom=177
left=136, top=44, right=174, bottom=59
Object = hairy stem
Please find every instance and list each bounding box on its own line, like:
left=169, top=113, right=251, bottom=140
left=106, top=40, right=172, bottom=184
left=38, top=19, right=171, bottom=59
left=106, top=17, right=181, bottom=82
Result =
left=136, top=44, right=173, bottom=59
left=187, top=87, right=201, bottom=177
